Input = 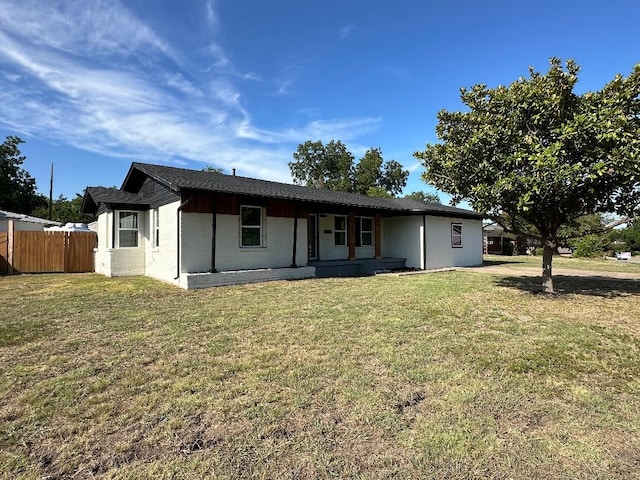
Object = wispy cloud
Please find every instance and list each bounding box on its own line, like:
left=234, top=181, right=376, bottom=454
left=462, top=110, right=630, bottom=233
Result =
left=205, top=0, right=217, bottom=26
left=0, top=0, right=175, bottom=62
left=165, top=73, right=203, bottom=97
left=339, top=24, right=355, bottom=38
left=0, top=0, right=381, bottom=184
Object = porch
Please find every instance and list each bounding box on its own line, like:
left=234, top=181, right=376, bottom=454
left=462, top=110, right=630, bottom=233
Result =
left=308, top=257, right=406, bottom=278
left=181, top=266, right=316, bottom=289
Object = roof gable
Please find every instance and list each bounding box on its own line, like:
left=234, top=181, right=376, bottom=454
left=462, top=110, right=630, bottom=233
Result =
left=81, top=187, right=149, bottom=214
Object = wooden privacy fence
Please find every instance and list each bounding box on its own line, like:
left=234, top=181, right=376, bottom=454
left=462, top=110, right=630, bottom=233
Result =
left=0, top=228, right=97, bottom=275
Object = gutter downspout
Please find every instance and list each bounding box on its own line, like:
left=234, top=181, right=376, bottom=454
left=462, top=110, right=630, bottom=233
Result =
left=174, top=196, right=194, bottom=280
left=422, top=215, right=427, bottom=270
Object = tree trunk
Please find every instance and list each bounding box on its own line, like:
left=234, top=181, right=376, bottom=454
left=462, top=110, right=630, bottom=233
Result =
left=541, top=238, right=556, bottom=294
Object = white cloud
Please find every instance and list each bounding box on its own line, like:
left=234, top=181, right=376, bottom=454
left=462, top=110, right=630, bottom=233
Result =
left=0, top=0, right=175, bottom=62
left=0, top=0, right=383, bottom=186
left=276, top=79, right=294, bottom=95
left=339, top=24, right=355, bottom=38
left=165, top=73, right=203, bottom=97
left=205, top=0, right=217, bottom=26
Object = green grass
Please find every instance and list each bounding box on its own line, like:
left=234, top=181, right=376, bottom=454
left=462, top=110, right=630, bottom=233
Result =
left=484, top=253, right=640, bottom=274
left=1, top=266, right=639, bottom=479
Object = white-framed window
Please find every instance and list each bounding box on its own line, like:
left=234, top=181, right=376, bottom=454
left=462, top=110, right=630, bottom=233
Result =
left=153, top=208, right=160, bottom=248
left=356, top=216, right=373, bottom=247
left=451, top=223, right=463, bottom=248
left=240, top=206, right=263, bottom=247
left=118, top=211, right=139, bottom=248
left=334, top=215, right=347, bottom=246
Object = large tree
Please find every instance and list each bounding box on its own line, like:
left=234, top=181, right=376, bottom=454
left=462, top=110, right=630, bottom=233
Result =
left=0, top=136, right=41, bottom=214
left=415, top=59, right=640, bottom=293
left=290, top=140, right=354, bottom=191
left=404, top=191, right=442, bottom=204
left=31, top=193, right=96, bottom=225
left=290, top=140, right=408, bottom=196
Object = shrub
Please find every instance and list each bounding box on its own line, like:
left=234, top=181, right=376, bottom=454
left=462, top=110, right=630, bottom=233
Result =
left=572, top=234, right=607, bottom=258
left=502, top=241, right=514, bottom=256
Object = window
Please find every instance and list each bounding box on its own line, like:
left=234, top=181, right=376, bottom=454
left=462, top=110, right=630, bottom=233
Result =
left=356, top=217, right=373, bottom=247
left=451, top=223, right=463, bottom=248
left=118, top=211, right=138, bottom=248
left=153, top=208, right=160, bottom=248
left=241, top=206, right=262, bottom=247
left=334, top=216, right=347, bottom=246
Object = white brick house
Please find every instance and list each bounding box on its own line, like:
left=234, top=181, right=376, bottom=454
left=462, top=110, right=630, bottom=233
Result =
left=81, top=162, right=483, bottom=289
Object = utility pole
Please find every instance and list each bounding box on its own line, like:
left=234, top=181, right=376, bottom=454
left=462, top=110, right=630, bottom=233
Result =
left=49, top=163, right=53, bottom=220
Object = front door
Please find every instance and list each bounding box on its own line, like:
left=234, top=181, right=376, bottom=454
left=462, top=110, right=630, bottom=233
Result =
left=308, top=214, right=318, bottom=260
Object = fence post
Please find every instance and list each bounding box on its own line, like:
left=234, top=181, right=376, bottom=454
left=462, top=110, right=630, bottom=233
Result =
left=64, top=232, right=70, bottom=273
left=7, top=219, right=14, bottom=275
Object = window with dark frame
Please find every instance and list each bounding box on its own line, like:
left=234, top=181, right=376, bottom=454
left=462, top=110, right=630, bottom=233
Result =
left=241, top=206, right=262, bottom=247
left=118, top=211, right=138, bottom=248
left=451, top=223, right=463, bottom=248
left=355, top=216, right=373, bottom=247
left=334, top=215, right=347, bottom=246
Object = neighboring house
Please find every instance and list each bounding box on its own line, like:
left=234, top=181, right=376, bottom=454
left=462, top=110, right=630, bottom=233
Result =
left=0, top=210, right=62, bottom=232
left=81, top=162, right=484, bottom=289
left=483, top=222, right=510, bottom=254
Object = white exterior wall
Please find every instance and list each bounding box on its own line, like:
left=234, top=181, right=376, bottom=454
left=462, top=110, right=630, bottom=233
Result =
left=382, top=215, right=483, bottom=269
left=424, top=217, right=483, bottom=269
left=381, top=216, right=424, bottom=268
left=180, top=212, right=308, bottom=274
left=317, top=214, right=348, bottom=260
left=144, top=201, right=179, bottom=283
left=93, top=209, right=145, bottom=277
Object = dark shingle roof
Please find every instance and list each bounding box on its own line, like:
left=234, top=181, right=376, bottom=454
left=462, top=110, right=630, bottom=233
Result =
left=123, top=162, right=483, bottom=219
left=81, top=187, right=149, bottom=213
left=86, top=187, right=148, bottom=205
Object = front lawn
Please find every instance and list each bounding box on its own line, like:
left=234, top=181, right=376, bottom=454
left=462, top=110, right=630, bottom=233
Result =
left=1, top=268, right=639, bottom=478
left=484, top=253, right=640, bottom=274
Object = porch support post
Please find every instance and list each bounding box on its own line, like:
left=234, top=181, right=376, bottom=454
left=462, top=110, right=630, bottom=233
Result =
left=291, top=203, right=298, bottom=267
left=422, top=215, right=427, bottom=270
left=374, top=213, right=382, bottom=259
left=210, top=194, right=217, bottom=273
left=348, top=212, right=356, bottom=260
left=111, top=210, right=116, bottom=249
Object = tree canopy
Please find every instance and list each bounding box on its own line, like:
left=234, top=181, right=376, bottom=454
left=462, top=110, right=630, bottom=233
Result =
left=31, top=193, right=96, bottom=225
left=404, top=191, right=441, bottom=204
left=415, top=58, right=640, bottom=293
left=0, top=136, right=42, bottom=214
left=290, top=140, right=408, bottom=197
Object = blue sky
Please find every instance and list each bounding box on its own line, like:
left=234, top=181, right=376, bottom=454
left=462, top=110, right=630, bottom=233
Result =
left=1, top=0, right=639, bottom=202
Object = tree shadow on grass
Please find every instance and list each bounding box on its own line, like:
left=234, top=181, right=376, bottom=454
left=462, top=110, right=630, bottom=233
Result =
left=494, top=274, right=640, bottom=297
left=483, top=258, right=530, bottom=267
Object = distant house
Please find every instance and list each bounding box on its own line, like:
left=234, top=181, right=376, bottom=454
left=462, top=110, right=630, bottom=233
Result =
left=81, top=162, right=484, bottom=289
left=0, top=210, right=62, bottom=232
left=483, top=223, right=510, bottom=254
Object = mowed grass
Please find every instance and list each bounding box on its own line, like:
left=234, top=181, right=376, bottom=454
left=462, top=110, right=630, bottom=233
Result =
left=484, top=253, right=640, bottom=274
left=1, top=265, right=639, bottom=479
